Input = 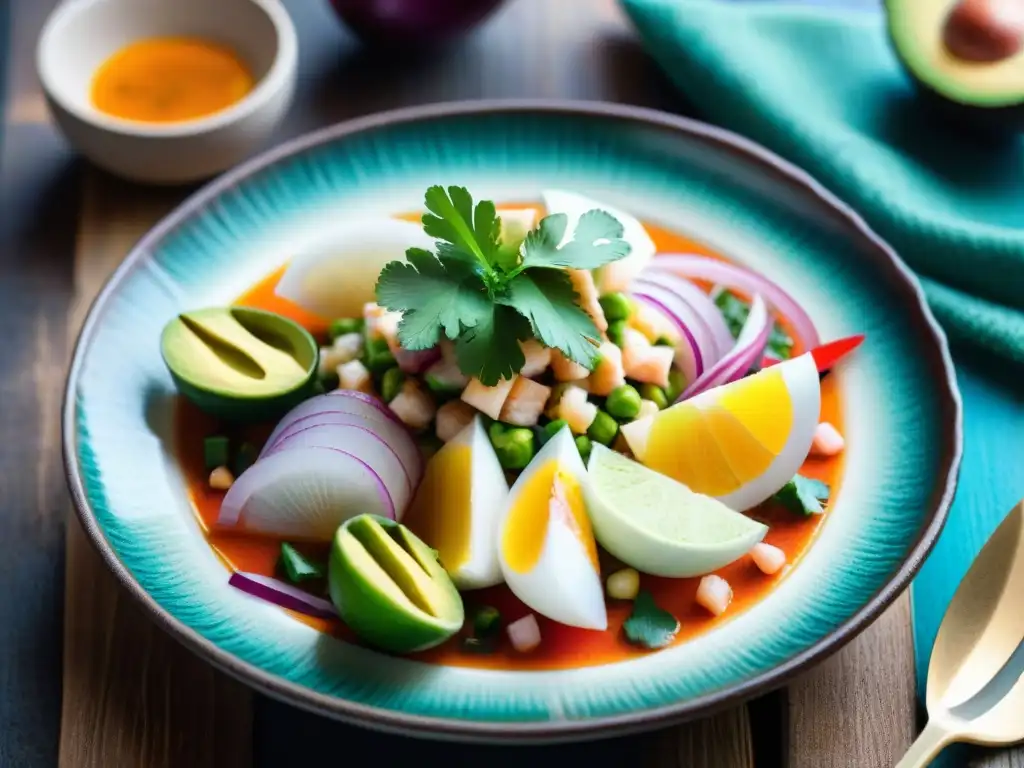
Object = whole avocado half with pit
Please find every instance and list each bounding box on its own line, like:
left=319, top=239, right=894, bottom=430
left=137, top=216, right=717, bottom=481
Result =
left=886, top=0, right=1024, bottom=132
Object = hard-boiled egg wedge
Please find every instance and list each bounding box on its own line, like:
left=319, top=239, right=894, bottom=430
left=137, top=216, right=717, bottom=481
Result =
left=620, top=352, right=820, bottom=512
left=541, top=189, right=655, bottom=294
left=275, top=217, right=435, bottom=320
left=498, top=427, right=607, bottom=630
left=401, top=416, right=508, bottom=590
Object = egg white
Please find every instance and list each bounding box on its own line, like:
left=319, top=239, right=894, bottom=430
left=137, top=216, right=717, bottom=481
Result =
left=453, top=417, right=509, bottom=589
left=498, top=428, right=607, bottom=630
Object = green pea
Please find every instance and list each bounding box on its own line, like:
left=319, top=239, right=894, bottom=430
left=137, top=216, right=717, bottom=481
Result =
left=665, top=370, right=686, bottom=402
left=473, top=606, right=502, bottom=637
left=639, top=383, right=669, bottom=410
left=328, top=317, right=364, bottom=341
left=488, top=421, right=506, bottom=444
left=363, top=336, right=396, bottom=373
left=654, top=336, right=674, bottom=347
left=606, top=319, right=628, bottom=348
left=203, top=435, right=230, bottom=472
left=598, top=292, right=634, bottom=323
left=490, top=426, right=536, bottom=470
left=587, top=410, right=619, bottom=446
left=380, top=367, right=405, bottom=403
left=574, top=435, right=593, bottom=461
left=542, top=419, right=569, bottom=443
left=606, top=384, right=642, bottom=420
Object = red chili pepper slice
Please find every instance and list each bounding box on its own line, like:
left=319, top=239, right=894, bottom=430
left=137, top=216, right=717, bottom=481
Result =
left=762, top=334, right=865, bottom=372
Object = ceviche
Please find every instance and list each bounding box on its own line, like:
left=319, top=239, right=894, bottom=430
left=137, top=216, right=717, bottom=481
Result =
left=161, top=186, right=863, bottom=669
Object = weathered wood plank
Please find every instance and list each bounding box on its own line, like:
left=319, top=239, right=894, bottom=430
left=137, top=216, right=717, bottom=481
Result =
left=59, top=169, right=252, bottom=768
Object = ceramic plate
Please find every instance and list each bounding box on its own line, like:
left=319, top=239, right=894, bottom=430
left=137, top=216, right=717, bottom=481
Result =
left=63, top=101, right=961, bottom=743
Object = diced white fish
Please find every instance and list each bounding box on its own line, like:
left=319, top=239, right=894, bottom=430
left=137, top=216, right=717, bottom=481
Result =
left=810, top=422, right=845, bottom=457
left=568, top=269, right=607, bottom=332
left=696, top=575, right=733, bottom=617
left=519, top=339, right=552, bottom=378
left=551, top=349, right=591, bottom=382
left=435, top=399, right=477, bottom=443
left=389, top=379, right=436, bottom=431
left=587, top=341, right=626, bottom=396
left=624, top=345, right=674, bottom=388
left=559, top=384, right=598, bottom=434
left=337, top=359, right=373, bottom=393
left=461, top=376, right=518, bottom=421
left=499, top=377, right=552, bottom=427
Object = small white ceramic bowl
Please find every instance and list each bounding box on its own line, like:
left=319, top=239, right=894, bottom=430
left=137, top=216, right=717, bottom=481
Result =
left=37, top=0, right=298, bottom=185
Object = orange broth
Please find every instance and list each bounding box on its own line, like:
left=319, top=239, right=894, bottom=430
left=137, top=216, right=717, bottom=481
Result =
left=175, top=208, right=845, bottom=670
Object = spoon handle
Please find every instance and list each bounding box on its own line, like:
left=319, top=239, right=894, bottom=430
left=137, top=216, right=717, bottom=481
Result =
left=894, top=720, right=955, bottom=768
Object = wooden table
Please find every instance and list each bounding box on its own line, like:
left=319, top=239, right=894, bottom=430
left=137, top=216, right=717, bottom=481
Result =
left=0, top=0, right=999, bottom=765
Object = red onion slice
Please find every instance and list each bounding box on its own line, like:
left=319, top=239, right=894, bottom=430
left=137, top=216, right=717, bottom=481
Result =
left=649, top=255, right=821, bottom=352
left=229, top=571, right=337, bottom=620
left=634, top=271, right=734, bottom=360
left=631, top=292, right=703, bottom=383
left=679, top=295, right=771, bottom=401
left=267, top=422, right=414, bottom=508
left=218, top=446, right=394, bottom=537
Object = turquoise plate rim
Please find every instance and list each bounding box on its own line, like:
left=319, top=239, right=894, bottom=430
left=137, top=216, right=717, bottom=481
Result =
left=61, top=100, right=962, bottom=743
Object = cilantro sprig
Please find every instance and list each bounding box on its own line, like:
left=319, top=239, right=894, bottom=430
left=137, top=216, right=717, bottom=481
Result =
left=375, top=186, right=631, bottom=386
left=771, top=474, right=830, bottom=516
left=622, top=590, right=680, bottom=650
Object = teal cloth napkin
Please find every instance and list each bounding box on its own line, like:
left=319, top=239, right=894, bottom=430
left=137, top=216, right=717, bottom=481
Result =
left=620, top=0, right=1024, bottom=363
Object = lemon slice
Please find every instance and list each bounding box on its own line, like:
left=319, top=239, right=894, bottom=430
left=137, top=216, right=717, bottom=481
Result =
left=585, top=444, right=767, bottom=577
left=620, top=352, right=820, bottom=512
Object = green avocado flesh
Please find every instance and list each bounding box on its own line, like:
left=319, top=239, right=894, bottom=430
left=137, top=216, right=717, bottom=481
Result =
left=328, top=515, right=465, bottom=654
left=887, top=0, right=1024, bottom=108
left=161, top=307, right=319, bottom=421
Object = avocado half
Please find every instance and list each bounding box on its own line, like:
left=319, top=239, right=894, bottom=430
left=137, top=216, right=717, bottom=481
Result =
left=886, top=0, right=1024, bottom=132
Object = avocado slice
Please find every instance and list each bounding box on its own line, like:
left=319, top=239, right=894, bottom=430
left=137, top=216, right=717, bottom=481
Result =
left=886, top=0, right=1024, bottom=130
left=328, top=514, right=465, bottom=654
left=161, top=307, right=319, bottom=422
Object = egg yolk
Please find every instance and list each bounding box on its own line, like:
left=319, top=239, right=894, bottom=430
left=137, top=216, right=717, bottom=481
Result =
left=702, top=405, right=775, bottom=482
left=716, top=367, right=792, bottom=454
left=501, top=461, right=599, bottom=574
left=645, top=405, right=739, bottom=495
left=401, top=443, right=473, bottom=573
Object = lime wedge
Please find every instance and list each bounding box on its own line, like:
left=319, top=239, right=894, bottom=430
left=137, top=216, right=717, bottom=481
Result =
left=585, top=444, right=768, bottom=577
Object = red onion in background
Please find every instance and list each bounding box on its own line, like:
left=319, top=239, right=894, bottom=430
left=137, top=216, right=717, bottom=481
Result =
left=328, top=0, right=507, bottom=45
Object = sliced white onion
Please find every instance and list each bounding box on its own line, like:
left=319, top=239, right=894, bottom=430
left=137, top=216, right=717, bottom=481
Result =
left=267, top=423, right=414, bottom=509
left=229, top=571, right=337, bottom=620
left=648, top=255, right=820, bottom=351
left=217, top=446, right=394, bottom=538
left=634, top=271, right=734, bottom=360
left=679, top=295, right=771, bottom=401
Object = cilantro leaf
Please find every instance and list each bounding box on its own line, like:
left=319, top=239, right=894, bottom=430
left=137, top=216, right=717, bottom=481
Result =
left=520, top=210, right=631, bottom=270
left=622, top=590, right=679, bottom=650
left=772, top=474, right=830, bottom=516
left=713, top=290, right=794, bottom=360
left=422, top=186, right=500, bottom=271
left=375, top=248, right=490, bottom=351
left=500, top=270, right=601, bottom=368
left=454, top=304, right=531, bottom=385
left=278, top=543, right=325, bottom=584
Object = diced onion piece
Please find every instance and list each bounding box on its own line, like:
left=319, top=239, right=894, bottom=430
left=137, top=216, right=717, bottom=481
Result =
left=587, top=341, right=626, bottom=396
left=606, top=568, right=640, bottom=600
left=218, top=446, right=395, bottom=538
left=623, top=345, right=674, bottom=388
left=630, top=290, right=703, bottom=384
left=209, top=465, right=234, bottom=490
left=559, top=385, right=598, bottom=434
left=507, top=613, right=542, bottom=653
left=435, top=400, right=476, bottom=443
left=499, top=377, right=552, bottom=427
left=392, top=345, right=441, bottom=374
left=810, top=422, right=845, bottom=457
left=519, top=339, right=552, bottom=377
left=389, top=380, right=436, bottom=431
left=648, top=254, right=821, bottom=353
left=696, top=575, right=733, bottom=616
left=461, top=376, right=517, bottom=420
left=568, top=269, right=607, bottom=332
left=337, top=359, right=373, bottom=393
left=229, top=571, right=337, bottom=620
left=550, top=349, right=590, bottom=381
left=620, top=327, right=651, bottom=373
left=750, top=543, right=787, bottom=575
left=636, top=398, right=660, bottom=420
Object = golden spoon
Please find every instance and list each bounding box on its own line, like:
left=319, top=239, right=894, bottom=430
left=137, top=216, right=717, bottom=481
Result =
left=896, top=500, right=1024, bottom=767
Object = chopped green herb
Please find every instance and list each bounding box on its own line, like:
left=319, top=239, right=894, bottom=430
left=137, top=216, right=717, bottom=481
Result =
left=233, top=441, right=258, bottom=477
left=587, top=410, right=619, bottom=446
left=380, top=367, right=405, bottom=402
left=278, top=542, right=326, bottom=583
left=203, top=436, right=230, bottom=472
left=713, top=290, right=794, bottom=360
left=622, top=590, right=680, bottom=650
left=375, top=186, right=631, bottom=385
left=328, top=317, right=363, bottom=340
left=772, top=474, right=830, bottom=516
left=363, top=336, right=396, bottom=373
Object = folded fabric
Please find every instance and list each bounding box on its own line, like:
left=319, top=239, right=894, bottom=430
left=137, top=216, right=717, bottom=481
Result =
left=620, top=0, right=1024, bottom=363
